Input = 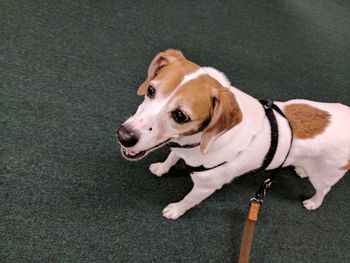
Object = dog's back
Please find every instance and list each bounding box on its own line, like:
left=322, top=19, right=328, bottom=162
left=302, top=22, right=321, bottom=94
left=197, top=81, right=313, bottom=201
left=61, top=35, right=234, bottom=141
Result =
left=280, top=99, right=350, bottom=156
left=276, top=99, right=350, bottom=210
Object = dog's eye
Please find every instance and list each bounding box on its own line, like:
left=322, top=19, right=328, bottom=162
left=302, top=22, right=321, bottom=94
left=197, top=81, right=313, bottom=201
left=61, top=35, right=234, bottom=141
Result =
left=147, top=85, right=156, bottom=98
left=172, top=110, right=190, bottom=124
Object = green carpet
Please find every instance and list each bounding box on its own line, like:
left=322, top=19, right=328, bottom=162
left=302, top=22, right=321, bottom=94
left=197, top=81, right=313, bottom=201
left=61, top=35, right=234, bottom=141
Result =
left=1, top=0, right=349, bottom=262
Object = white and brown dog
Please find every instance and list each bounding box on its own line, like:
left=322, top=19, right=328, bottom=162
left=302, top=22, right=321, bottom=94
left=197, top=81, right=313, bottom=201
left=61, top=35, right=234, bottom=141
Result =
left=117, top=49, right=350, bottom=220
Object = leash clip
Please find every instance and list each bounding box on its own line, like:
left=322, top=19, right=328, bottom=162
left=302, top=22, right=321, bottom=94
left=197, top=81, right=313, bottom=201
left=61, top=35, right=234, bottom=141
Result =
left=255, top=178, right=273, bottom=201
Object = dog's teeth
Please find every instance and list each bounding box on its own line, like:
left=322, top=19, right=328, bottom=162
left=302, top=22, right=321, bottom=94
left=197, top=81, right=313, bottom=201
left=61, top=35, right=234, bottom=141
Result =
left=121, top=147, right=146, bottom=159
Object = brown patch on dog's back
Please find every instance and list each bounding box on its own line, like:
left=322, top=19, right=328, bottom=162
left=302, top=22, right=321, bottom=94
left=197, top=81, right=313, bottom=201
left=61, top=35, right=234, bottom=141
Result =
left=340, top=160, right=350, bottom=170
left=284, top=103, right=331, bottom=139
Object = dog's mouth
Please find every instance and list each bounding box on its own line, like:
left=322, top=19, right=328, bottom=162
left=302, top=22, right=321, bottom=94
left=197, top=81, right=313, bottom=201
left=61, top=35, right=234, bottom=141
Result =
left=120, top=139, right=170, bottom=160
left=121, top=148, right=147, bottom=160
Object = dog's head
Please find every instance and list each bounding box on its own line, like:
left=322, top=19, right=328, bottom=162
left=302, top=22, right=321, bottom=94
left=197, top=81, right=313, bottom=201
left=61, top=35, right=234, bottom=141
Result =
left=117, top=49, right=242, bottom=160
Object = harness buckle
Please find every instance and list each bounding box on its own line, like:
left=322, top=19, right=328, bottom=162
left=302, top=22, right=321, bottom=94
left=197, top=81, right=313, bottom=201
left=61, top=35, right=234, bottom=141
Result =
left=261, top=99, right=273, bottom=109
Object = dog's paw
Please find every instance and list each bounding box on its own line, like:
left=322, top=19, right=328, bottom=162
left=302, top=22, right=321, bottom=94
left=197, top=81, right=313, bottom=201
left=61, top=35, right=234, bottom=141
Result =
left=302, top=197, right=322, bottom=211
left=162, top=202, right=187, bottom=220
left=295, top=167, right=307, bottom=178
left=149, top=162, right=169, bottom=177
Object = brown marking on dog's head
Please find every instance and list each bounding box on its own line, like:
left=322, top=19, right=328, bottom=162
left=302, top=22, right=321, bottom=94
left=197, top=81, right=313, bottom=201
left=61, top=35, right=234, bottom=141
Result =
left=163, top=74, right=242, bottom=154
left=339, top=160, right=350, bottom=170
left=284, top=103, right=331, bottom=139
left=166, top=75, right=216, bottom=136
left=137, top=49, right=199, bottom=97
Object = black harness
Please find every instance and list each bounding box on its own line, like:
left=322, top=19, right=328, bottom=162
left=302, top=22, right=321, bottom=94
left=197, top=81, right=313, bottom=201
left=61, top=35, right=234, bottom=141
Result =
left=167, top=142, right=200, bottom=149
left=254, top=99, right=293, bottom=200
left=167, top=100, right=293, bottom=183
left=237, top=101, right=293, bottom=263
left=166, top=142, right=227, bottom=172
left=258, top=99, right=293, bottom=170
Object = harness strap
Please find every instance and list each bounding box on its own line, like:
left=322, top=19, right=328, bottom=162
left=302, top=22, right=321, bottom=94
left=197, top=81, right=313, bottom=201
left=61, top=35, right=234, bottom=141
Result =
left=167, top=142, right=200, bottom=149
left=238, top=99, right=293, bottom=263
left=186, top=161, right=227, bottom=173
left=258, top=99, right=280, bottom=171
left=255, top=100, right=294, bottom=199
left=167, top=141, right=227, bottom=173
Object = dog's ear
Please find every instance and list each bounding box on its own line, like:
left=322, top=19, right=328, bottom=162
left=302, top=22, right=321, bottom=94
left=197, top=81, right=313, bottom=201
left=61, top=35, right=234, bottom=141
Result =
left=137, top=49, right=185, bottom=96
left=200, top=87, right=242, bottom=154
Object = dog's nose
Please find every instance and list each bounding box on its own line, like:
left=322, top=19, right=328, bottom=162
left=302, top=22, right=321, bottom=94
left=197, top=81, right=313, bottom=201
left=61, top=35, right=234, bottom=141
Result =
left=116, top=125, right=139, bottom=147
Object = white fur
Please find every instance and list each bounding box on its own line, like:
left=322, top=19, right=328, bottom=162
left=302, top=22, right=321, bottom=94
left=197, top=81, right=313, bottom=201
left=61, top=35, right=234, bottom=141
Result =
left=202, top=67, right=231, bottom=87
left=132, top=67, right=350, bottom=220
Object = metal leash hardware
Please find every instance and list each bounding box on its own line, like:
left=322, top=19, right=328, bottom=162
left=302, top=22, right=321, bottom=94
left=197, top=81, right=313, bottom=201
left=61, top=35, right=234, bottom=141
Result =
left=255, top=178, right=273, bottom=201
left=238, top=178, right=274, bottom=263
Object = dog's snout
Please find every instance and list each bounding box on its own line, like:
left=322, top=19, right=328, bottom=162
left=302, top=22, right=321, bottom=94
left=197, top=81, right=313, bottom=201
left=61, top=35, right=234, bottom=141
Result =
left=116, top=125, right=139, bottom=147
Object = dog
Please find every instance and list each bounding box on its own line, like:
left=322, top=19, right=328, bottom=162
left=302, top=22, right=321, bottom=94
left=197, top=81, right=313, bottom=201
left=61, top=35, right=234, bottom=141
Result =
left=116, top=49, right=350, bottom=220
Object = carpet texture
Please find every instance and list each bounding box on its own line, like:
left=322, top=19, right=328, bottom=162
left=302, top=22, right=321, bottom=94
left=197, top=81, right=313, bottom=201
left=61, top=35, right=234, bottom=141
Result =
left=1, top=0, right=349, bottom=262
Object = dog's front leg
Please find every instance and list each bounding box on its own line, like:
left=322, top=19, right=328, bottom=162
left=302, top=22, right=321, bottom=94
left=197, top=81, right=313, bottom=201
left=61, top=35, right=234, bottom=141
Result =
left=149, top=151, right=180, bottom=177
left=162, top=183, right=218, bottom=220
left=162, top=170, right=224, bottom=220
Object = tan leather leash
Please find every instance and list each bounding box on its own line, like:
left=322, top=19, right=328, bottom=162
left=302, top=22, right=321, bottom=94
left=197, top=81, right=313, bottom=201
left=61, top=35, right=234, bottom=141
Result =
left=238, top=198, right=262, bottom=263
left=238, top=100, right=294, bottom=263
left=238, top=183, right=269, bottom=263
